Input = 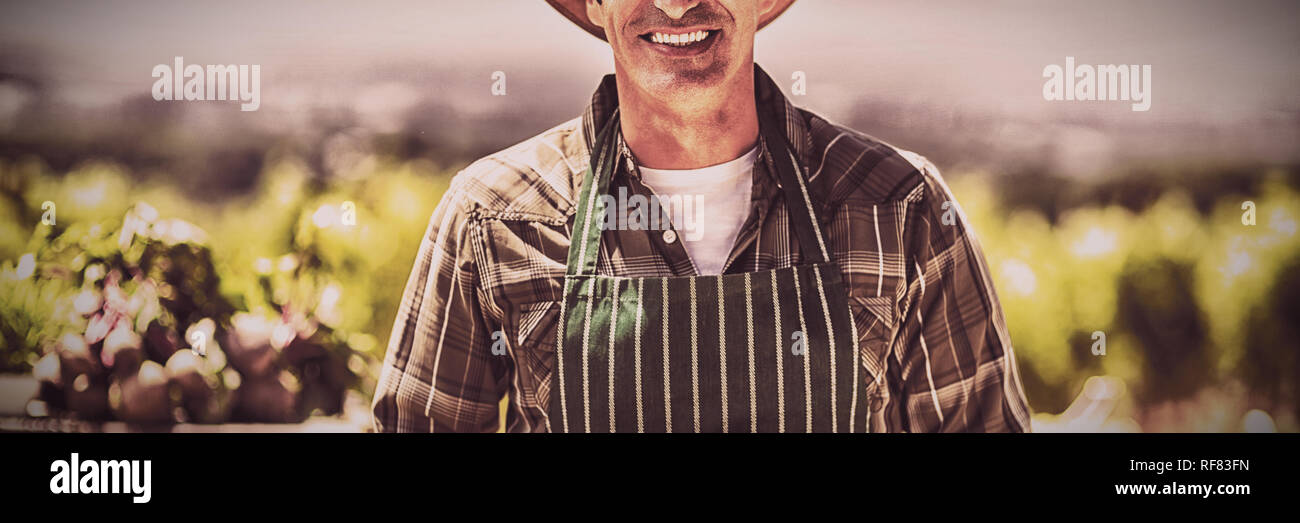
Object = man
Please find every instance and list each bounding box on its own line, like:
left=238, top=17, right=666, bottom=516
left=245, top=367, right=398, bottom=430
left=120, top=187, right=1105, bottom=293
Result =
left=372, top=0, right=1032, bottom=432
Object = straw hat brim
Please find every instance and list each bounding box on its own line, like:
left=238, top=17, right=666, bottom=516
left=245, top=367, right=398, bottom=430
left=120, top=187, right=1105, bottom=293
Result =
left=546, top=0, right=796, bottom=41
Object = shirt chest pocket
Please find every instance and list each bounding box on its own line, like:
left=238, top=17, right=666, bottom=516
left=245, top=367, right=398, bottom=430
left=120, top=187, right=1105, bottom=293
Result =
left=845, top=292, right=898, bottom=431
left=512, top=300, right=560, bottom=353
left=847, top=294, right=894, bottom=388
left=503, top=300, right=560, bottom=410
left=830, top=197, right=908, bottom=386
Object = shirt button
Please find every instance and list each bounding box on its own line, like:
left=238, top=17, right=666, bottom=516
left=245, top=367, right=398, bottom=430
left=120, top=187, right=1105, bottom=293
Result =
left=662, top=230, right=677, bottom=244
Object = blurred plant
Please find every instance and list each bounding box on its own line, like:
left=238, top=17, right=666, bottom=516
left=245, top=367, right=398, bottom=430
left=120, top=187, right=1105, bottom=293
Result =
left=953, top=171, right=1300, bottom=431
left=1, top=153, right=449, bottom=426
left=1115, top=257, right=1211, bottom=403
left=7, top=201, right=363, bottom=424
left=1240, top=253, right=1300, bottom=423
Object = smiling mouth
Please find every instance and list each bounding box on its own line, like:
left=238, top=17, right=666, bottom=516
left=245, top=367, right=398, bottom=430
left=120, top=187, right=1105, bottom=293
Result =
left=639, top=29, right=719, bottom=49
left=643, top=29, right=713, bottom=46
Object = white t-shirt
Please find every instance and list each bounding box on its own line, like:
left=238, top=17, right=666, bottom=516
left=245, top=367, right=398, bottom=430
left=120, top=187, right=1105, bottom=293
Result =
left=637, top=146, right=758, bottom=276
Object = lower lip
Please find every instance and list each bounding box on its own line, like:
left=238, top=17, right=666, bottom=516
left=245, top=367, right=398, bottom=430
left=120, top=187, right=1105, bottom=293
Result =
left=639, top=31, right=720, bottom=57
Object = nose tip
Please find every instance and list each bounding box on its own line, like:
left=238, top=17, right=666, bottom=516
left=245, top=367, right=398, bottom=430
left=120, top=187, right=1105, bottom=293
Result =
left=653, top=0, right=701, bottom=20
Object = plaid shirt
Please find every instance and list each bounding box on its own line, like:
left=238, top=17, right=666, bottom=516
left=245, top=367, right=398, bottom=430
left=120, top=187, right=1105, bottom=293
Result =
left=371, top=65, right=1033, bottom=433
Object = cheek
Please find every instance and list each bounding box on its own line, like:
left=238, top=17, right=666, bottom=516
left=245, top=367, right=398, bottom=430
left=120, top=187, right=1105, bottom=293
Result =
left=607, top=34, right=641, bottom=64
left=719, top=1, right=755, bottom=27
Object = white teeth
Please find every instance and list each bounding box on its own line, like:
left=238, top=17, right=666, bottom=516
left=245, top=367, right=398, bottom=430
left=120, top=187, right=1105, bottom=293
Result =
left=650, top=30, right=711, bottom=46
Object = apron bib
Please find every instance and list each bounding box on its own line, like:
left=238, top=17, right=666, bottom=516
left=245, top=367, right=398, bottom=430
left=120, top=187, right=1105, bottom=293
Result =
left=550, top=105, right=867, bottom=433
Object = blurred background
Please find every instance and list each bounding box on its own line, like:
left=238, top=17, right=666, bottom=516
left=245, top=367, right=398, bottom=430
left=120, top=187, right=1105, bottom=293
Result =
left=0, top=0, right=1297, bottom=432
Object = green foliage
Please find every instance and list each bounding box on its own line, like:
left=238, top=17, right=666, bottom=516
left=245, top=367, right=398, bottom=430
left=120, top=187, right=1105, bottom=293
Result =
left=953, top=173, right=1300, bottom=429
left=0, top=156, right=451, bottom=423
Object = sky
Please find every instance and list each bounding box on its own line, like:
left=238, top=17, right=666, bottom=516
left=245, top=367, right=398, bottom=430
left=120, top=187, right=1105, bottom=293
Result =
left=0, top=0, right=1295, bottom=121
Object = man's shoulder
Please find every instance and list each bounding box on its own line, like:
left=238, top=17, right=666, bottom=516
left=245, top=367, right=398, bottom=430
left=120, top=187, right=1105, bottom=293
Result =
left=797, top=108, right=942, bottom=206
left=445, top=117, right=586, bottom=224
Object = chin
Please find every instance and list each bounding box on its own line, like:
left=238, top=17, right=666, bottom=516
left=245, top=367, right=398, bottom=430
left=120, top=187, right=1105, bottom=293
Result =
left=631, top=60, right=735, bottom=98
left=657, top=69, right=726, bottom=91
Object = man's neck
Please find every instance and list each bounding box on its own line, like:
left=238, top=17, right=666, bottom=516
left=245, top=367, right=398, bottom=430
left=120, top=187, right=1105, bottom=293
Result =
left=614, top=64, right=760, bottom=170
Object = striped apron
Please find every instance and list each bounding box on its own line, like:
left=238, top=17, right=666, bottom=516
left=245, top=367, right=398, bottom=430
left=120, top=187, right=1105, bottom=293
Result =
left=550, top=105, right=867, bottom=433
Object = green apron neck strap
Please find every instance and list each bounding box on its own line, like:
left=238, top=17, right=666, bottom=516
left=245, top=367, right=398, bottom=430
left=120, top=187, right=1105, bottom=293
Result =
left=567, top=108, right=621, bottom=276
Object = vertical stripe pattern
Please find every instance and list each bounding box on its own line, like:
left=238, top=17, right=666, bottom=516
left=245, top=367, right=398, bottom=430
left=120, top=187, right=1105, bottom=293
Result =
left=553, top=266, right=865, bottom=432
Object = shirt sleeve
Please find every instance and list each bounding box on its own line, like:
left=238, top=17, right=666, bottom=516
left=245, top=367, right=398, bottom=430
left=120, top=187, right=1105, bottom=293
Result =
left=371, top=175, right=510, bottom=432
left=888, top=156, right=1033, bottom=432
